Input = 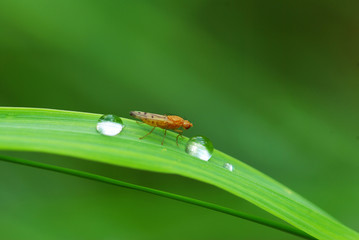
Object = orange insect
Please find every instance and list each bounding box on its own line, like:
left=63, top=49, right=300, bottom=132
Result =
left=130, top=111, right=193, bottom=146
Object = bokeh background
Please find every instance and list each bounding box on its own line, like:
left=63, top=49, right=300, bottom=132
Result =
left=1, top=1, right=358, bottom=239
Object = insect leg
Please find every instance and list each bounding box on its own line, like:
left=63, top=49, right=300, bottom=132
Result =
left=174, top=129, right=183, bottom=146
left=176, top=134, right=180, bottom=146
left=139, top=127, right=156, bottom=139
left=161, top=129, right=167, bottom=145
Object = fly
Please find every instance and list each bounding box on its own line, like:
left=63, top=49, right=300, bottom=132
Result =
left=130, top=111, right=193, bottom=146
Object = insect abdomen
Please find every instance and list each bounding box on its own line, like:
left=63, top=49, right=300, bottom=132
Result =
left=141, top=118, right=161, bottom=127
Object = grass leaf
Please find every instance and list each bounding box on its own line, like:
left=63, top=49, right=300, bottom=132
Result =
left=0, top=154, right=314, bottom=239
left=0, top=107, right=357, bottom=240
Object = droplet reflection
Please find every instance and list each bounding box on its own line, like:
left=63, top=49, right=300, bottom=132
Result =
left=96, top=114, right=124, bottom=136
left=185, top=136, right=213, bottom=161
left=224, top=163, right=234, bottom=172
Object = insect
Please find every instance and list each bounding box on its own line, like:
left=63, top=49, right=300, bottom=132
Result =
left=130, top=111, right=193, bottom=146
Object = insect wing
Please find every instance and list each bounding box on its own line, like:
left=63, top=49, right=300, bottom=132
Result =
left=141, top=113, right=168, bottom=122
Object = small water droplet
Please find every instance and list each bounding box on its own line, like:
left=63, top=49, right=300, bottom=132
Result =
left=96, top=114, right=124, bottom=136
left=223, top=163, right=234, bottom=172
left=185, top=136, right=213, bottom=161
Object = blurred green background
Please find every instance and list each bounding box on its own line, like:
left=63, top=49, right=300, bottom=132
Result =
left=0, top=0, right=358, bottom=239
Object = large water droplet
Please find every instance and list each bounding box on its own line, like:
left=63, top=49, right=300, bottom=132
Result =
left=96, top=114, right=124, bottom=136
left=224, top=163, right=234, bottom=172
left=185, top=136, right=213, bottom=161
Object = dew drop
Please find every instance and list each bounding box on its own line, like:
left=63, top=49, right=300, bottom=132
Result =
left=185, top=136, right=213, bottom=161
left=224, top=163, right=234, bottom=172
left=96, top=114, right=124, bottom=136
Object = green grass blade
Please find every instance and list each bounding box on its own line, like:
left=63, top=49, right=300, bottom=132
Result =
left=0, top=154, right=315, bottom=240
left=0, top=107, right=357, bottom=240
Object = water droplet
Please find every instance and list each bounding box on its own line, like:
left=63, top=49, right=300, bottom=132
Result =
left=185, top=136, right=213, bottom=161
left=96, top=114, right=124, bottom=136
left=224, top=163, right=234, bottom=172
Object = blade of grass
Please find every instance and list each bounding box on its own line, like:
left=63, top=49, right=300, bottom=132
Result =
left=0, top=154, right=315, bottom=240
left=0, top=107, right=357, bottom=240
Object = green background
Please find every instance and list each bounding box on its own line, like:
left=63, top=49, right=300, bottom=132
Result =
left=0, top=1, right=358, bottom=239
